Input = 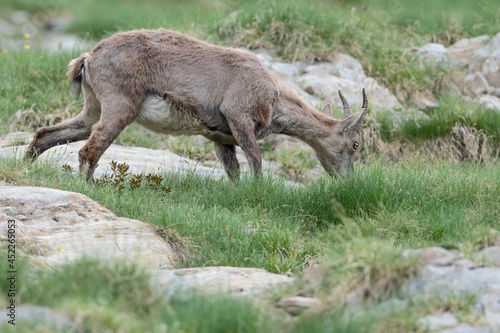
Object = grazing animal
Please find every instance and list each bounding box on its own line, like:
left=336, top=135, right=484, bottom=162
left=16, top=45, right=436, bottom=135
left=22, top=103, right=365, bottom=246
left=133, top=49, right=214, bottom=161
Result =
left=26, top=29, right=368, bottom=180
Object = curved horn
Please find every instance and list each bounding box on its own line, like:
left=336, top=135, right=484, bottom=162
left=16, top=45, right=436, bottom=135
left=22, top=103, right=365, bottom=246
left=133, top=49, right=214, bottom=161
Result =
left=362, top=88, right=368, bottom=110
left=338, top=90, right=351, bottom=119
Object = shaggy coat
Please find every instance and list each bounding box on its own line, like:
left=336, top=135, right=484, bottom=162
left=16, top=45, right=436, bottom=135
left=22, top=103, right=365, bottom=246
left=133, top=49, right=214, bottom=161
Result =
left=26, top=29, right=368, bottom=180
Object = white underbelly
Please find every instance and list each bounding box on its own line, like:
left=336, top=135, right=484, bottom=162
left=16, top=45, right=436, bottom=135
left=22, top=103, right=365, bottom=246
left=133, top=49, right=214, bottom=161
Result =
left=135, top=95, right=204, bottom=136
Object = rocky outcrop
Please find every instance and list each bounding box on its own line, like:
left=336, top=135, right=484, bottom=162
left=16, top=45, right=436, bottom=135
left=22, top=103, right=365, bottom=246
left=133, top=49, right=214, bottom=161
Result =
left=416, top=32, right=500, bottom=111
left=0, top=184, right=295, bottom=297
left=256, top=51, right=404, bottom=112
left=0, top=186, right=177, bottom=269
left=156, top=266, right=294, bottom=297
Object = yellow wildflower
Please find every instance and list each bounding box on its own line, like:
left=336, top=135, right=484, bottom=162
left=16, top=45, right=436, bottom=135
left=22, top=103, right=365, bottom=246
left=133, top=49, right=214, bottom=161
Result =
left=2, top=49, right=7, bottom=54
left=24, top=33, right=30, bottom=38
left=24, top=45, right=30, bottom=50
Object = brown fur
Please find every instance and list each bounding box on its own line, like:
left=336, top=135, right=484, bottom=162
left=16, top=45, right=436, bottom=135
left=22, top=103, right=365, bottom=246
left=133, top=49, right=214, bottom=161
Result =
left=26, top=29, right=368, bottom=180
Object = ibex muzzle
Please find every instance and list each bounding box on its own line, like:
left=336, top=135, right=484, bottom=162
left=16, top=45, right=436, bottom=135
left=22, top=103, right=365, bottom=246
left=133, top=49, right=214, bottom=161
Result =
left=25, top=29, right=368, bottom=180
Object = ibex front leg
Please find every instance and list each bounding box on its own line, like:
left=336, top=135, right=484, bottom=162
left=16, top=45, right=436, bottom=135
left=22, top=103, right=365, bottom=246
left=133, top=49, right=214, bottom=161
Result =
left=222, top=113, right=262, bottom=177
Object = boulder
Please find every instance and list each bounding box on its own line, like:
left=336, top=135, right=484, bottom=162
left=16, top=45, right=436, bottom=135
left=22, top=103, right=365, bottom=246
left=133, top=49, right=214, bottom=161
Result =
left=417, top=43, right=449, bottom=64
left=155, top=266, right=294, bottom=297
left=0, top=186, right=177, bottom=269
left=417, top=312, right=458, bottom=331
left=482, top=49, right=500, bottom=88
left=465, top=72, right=489, bottom=96
left=447, top=35, right=491, bottom=71
left=403, top=247, right=458, bottom=266
left=0, top=304, right=76, bottom=330
left=476, top=94, right=500, bottom=111
left=0, top=139, right=228, bottom=179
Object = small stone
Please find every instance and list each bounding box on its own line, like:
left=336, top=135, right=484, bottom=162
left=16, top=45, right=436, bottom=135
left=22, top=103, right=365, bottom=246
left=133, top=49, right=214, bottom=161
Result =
left=276, top=296, right=321, bottom=316
left=482, top=49, right=500, bottom=88
left=417, top=43, right=448, bottom=64
left=476, top=95, right=500, bottom=111
left=479, top=246, right=500, bottom=267
left=417, top=312, right=458, bottom=331
left=415, top=90, right=439, bottom=110
left=465, top=72, right=489, bottom=96
left=404, top=247, right=457, bottom=266
left=480, top=293, right=500, bottom=328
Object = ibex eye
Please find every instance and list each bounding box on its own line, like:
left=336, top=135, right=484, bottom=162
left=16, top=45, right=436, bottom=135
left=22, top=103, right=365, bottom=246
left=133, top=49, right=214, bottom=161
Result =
left=353, top=142, right=359, bottom=150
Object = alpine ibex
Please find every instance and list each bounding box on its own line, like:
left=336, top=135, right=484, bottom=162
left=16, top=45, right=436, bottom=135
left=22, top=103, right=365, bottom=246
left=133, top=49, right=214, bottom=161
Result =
left=26, top=29, right=368, bottom=180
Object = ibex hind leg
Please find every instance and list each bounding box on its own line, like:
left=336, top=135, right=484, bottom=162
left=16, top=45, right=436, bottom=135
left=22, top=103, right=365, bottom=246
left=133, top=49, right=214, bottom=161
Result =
left=213, top=142, right=240, bottom=181
left=78, top=95, right=141, bottom=180
left=25, top=84, right=101, bottom=160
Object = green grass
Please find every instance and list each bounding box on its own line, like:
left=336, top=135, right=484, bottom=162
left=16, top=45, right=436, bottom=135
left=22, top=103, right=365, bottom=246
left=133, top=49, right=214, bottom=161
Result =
left=379, top=94, right=500, bottom=145
left=2, top=156, right=498, bottom=274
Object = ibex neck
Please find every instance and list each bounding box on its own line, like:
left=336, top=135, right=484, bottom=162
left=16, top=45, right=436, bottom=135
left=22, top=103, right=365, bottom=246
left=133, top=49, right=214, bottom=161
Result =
left=273, top=89, right=336, bottom=145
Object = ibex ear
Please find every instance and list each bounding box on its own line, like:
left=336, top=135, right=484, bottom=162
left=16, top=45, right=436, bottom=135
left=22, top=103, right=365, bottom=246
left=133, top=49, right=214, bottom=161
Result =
left=336, top=108, right=367, bottom=134
left=321, top=104, right=332, bottom=117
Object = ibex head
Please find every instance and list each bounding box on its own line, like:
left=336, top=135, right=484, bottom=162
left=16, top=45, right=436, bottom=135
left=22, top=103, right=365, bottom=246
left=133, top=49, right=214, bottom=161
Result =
left=314, top=89, right=368, bottom=177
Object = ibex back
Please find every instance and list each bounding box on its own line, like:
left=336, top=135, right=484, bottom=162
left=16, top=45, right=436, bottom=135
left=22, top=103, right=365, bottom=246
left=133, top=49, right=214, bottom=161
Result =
left=26, top=29, right=368, bottom=180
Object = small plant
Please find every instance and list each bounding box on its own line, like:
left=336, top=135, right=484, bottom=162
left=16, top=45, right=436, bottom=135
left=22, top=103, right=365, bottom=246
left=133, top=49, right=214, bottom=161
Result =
left=61, top=164, right=74, bottom=174
left=93, top=160, right=171, bottom=194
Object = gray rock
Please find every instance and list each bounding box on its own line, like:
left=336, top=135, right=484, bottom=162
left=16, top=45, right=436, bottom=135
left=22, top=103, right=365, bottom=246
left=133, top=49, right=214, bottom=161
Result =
left=439, top=323, right=492, bottom=333
left=0, top=131, right=32, bottom=148
left=476, top=94, right=500, bottom=111
left=403, top=247, right=458, bottom=266
left=305, top=53, right=366, bottom=81
left=155, top=266, right=294, bottom=297
left=465, top=72, right=490, bottom=96
left=407, top=266, right=500, bottom=297
left=447, top=35, right=491, bottom=71
left=417, top=312, right=458, bottom=331
left=0, top=304, right=76, bottom=330
left=479, top=246, right=500, bottom=267
left=480, top=292, right=500, bottom=328
left=0, top=140, right=227, bottom=179
left=415, top=90, right=439, bottom=109
left=374, top=298, right=408, bottom=315
left=482, top=49, right=500, bottom=88
left=417, top=43, right=449, bottom=64
left=0, top=186, right=177, bottom=269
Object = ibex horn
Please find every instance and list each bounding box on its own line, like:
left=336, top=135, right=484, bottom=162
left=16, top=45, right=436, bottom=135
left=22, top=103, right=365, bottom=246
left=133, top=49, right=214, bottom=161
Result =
left=362, top=88, right=368, bottom=111
left=338, top=90, right=351, bottom=119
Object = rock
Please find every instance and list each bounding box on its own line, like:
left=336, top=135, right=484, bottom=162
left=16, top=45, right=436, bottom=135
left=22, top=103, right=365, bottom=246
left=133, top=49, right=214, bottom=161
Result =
left=447, top=35, right=491, bottom=71
left=0, top=17, right=15, bottom=36
left=0, top=304, right=76, bottom=330
left=305, top=53, right=366, bottom=81
left=482, top=49, right=500, bottom=88
left=480, top=293, right=500, bottom=328
left=0, top=186, right=176, bottom=269
left=276, top=296, right=321, bottom=316
left=255, top=51, right=403, bottom=112
left=476, top=94, right=500, bottom=111
left=0, top=131, right=32, bottom=148
left=407, top=266, right=500, bottom=297
left=281, top=79, right=324, bottom=108
left=417, top=43, right=449, bottom=64
left=403, top=247, right=458, bottom=266
left=0, top=139, right=228, bottom=179
left=295, top=74, right=403, bottom=112
left=415, top=90, right=439, bottom=110
left=465, top=72, right=490, bottom=96
left=439, top=324, right=492, bottom=333
left=417, top=312, right=458, bottom=331
left=480, top=246, right=500, bottom=267
left=374, top=298, right=408, bottom=315
left=155, top=266, right=294, bottom=297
